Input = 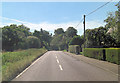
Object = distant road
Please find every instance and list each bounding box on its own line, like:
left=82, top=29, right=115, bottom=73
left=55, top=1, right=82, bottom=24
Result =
left=13, top=51, right=118, bottom=81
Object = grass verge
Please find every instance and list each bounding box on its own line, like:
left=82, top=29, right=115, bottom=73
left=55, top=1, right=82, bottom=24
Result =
left=2, top=48, right=47, bottom=81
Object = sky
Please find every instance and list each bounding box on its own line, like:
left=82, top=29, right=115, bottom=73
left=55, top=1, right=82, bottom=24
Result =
left=1, top=1, right=118, bottom=35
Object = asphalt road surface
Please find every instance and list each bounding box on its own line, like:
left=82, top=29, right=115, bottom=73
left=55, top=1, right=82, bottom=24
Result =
left=13, top=51, right=118, bottom=81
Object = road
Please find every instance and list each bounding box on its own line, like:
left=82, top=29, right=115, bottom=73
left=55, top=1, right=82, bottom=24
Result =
left=13, top=51, right=118, bottom=81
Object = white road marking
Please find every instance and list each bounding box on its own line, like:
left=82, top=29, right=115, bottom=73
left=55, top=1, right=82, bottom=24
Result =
left=16, top=67, right=29, bottom=78
left=59, top=65, right=63, bottom=70
left=16, top=55, right=44, bottom=78
left=55, top=56, right=63, bottom=71
left=57, top=59, right=59, bottom=63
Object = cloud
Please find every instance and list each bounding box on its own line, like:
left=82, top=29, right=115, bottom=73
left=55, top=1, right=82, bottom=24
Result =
left=1, top=17, right=30, bottom=24
left=1, top=17, right=105, bottom=35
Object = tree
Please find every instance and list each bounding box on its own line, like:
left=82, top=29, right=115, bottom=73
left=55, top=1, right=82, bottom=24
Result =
left=84, top=26, right=116, bottom=48
left=104, top=9, right=119, bottom=46
left=2, top=24, right=21, bottom=51
left=33, top=29, right=52, bottom=48
left=116, top=2, right=120, bottom=46
left=104, top=12, right=117, bottom=30
left=2, top=24, right=31, bottom=51
left=0, top=28, right=1, bottom=51
left=26, top=36, right=41, bottom=48
left=69, top=35, right=84, bottom=47
left=18, top=24, right=31, bottom=37
left=50, top=34, right=64, bottom=50
left=54, top=28, right=64, bottom=35
left=50, top=27, right=78, bottom=50
left=65, top=27, right=77, bottom=37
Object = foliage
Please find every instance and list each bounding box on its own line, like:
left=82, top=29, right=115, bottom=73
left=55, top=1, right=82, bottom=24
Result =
left=50, top=34, right=67, bottom=50
left=84, top=48, right=104, bottom=60
left=84, top=26, right=116, bottom=48
left=0, top=28, right=1, bottom=50
left=50, top=27, right=78, bottom=50
left=84, top=48, right=120, bottom=64
left=26, top=36, right=41, bottom=48
left=69, top=35, right=84, bottom=46
left=2, top=3, right=119, bottom=51
left=2, top=48, right=47, bottom=81
left=83, top=5, right=119, bottom=48
left=2, top=24, right=52, bottom=51
left=104, top=9, right=120, bottom=46
left=65, top=27, right=77, bottom=37
left=54, top=28, right=64, bottom=35
left=69, top=45, right=80, bottom=54
left=117, top=22, right=120, bottom=46
left=33, top=29, right=52, bottom=48
left=104, top=12, right=117, bottom=30
left=106, top=48, right=120, bottom=64
left=2, top=24, right=31, bottom=51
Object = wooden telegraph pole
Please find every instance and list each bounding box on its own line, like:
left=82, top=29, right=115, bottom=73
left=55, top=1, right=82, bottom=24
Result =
left=83, top=15, right=86, bottom=56
left=83, top=15, right=86, bottom=49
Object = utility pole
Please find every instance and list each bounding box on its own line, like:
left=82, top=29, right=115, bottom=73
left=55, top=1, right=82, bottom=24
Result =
left=83, top=15, right=86, bottom=49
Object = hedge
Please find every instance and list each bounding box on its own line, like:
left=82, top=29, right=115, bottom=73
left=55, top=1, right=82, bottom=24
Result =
left=84, top=48, right=120, bottom=64
left=106, top=48, right=120, bottom=64
left=83, top=48, right=105, bottom=60
left=69, top=45, right=80, bottom=54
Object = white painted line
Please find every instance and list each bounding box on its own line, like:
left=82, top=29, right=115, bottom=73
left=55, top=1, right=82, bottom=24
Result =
left=16, top=55, right=44, bottom=78
left=57, top=59, right=59, bottom=63
left=59, top=65, right=63, bottom=70
left=16, top=66, right=30, bottom=78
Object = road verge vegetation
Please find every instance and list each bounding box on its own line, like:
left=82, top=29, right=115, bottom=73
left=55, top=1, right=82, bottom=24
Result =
left=2, top=48, right=47, bottom=81
left=83, top=48, right=104, bottom=60
left=69, top=45, right=80, bottom=55
left=83, top=48, right=120, bottom=65
left=106, top=48, right=120, bottom=64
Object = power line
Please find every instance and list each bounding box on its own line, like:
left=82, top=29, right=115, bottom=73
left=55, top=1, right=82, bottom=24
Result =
left=75, top=0, right=113, bottom=28
left=86, top=0, right=113, bottom=17
left=75, top=18, right=84, bottom=28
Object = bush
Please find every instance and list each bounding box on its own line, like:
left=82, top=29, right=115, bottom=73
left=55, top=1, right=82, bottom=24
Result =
left=69, top=45, right=80, bottom=54
left=106, top=48, right=120, bottom=64
left=83, top=48, right=120, bottom=64
left=84, top=48, right=104, bottom=60
left=26, top=36, right=41, bottom=48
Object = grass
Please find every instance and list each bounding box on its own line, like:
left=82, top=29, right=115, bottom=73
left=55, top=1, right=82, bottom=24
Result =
left=2, top=48, right=47, bottom=81
left=63, top=49, right=67, bottom=52
left=80, top=52, right=83, bottom=55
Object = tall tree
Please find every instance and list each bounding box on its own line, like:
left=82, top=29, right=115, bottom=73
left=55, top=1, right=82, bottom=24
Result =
left=33, top=29, right=52, bottom=48
left=26, top=36, right=41, bottom=48
left=54, top=28, right=64, bottom=35
left=84, top=26, right=116, bottom=48
left=69, top=35, right=84, bottom=47
left=65, top=27, right=77, bottom=37
left=2, top=24, right=31, bottom=51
